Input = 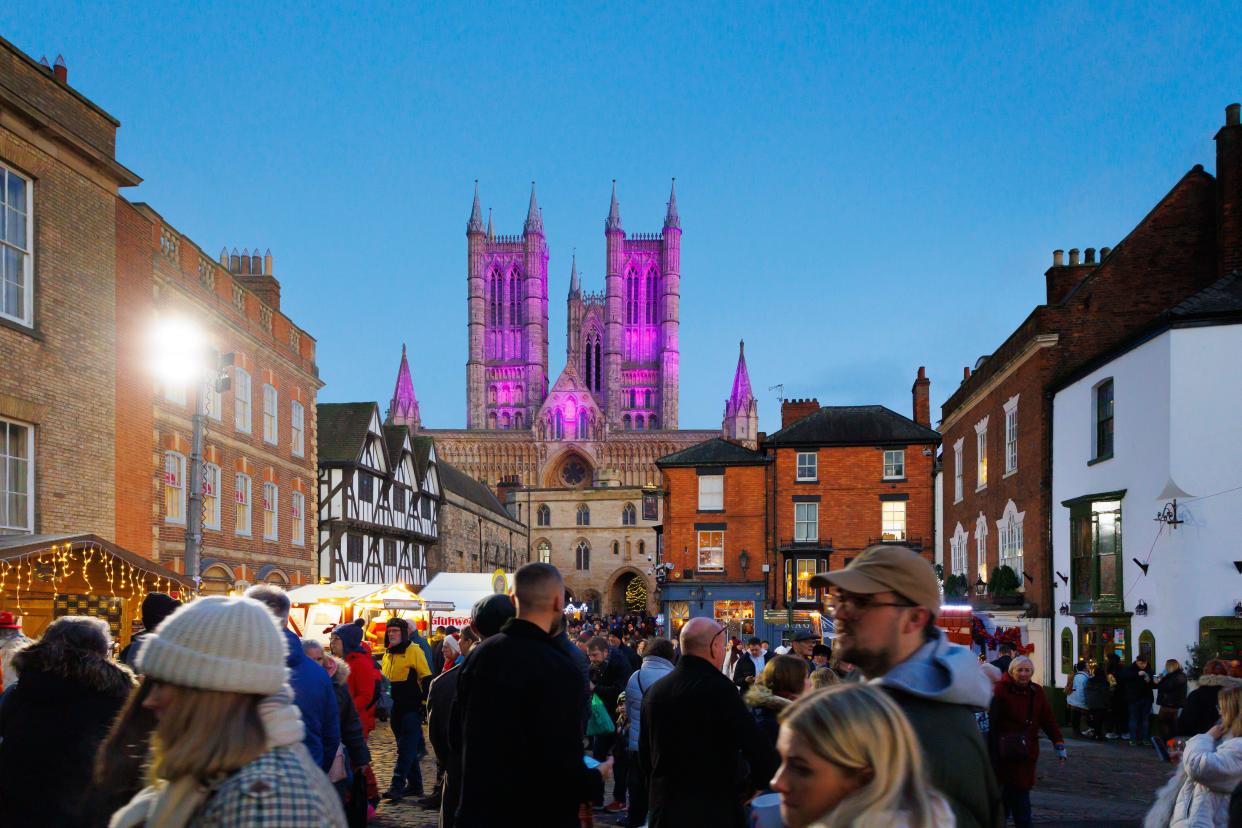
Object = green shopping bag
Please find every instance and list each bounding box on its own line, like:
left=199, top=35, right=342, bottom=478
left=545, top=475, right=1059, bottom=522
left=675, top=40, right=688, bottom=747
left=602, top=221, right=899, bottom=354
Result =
left=586, top=692, right=614, bottom=737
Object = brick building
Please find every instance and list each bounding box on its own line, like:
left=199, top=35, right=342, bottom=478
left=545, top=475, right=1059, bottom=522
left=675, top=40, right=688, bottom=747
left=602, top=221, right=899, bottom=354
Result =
left=940, top=102, right=1242, bottom=680
left=116, top=207, right=323, bottom=590
left=763, top=372, right=939, bottom=642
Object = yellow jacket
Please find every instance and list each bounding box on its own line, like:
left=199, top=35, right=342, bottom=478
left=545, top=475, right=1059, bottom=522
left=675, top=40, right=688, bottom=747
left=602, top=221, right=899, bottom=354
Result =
left=382, top=641, right=431, bottom=703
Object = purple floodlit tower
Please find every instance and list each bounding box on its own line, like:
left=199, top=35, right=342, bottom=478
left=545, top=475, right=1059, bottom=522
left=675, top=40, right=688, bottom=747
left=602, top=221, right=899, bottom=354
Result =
left=466, top=181, right=549, bottom=430
left=387, top=343, right=422, bottom=431
left=722, top=339, right=758, bottom=447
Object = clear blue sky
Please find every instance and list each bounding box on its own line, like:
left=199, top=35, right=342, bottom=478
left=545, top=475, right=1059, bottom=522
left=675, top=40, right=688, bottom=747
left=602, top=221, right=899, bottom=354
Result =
left=4, top=3, right=1239, bottom=432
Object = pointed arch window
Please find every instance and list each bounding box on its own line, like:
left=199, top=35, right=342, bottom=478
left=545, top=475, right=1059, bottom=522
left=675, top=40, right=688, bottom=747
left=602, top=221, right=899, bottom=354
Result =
left=644, top=390, right=652, bottom=408
left=578, top=409, right=588, bottom=440
left=622, top=503, right=636, bottom=526
left=576, top=504, right=590, bottom=526
left=515, top=411, right=524, bottom=429
left=575, top=540, right=590, bottom=570
left=635, top=415, right=644, bottom=430
left=537, top=504, right=551, bottom=526
left=554, top=410, right=564, bottom=440
left=623, top=414, right=631, bottom=431
left=645, top=268, right=658, bottom=324
left=509, top=268, right=523, bottom=326
left=649, top=414, right=658, bottom=430
left=626, top=269, right=639, bottom=324
left=594, top=340, right=602, bottom=390
left=584, top=342, right=593, bottom=390
left=489, top=268, right=503, bottom=326
left=537, top=540, right=551, bottom=564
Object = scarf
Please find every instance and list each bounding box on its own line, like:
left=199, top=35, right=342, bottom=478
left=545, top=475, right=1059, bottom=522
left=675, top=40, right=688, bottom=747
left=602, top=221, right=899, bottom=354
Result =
left=109, top=687, right=306, bottom=828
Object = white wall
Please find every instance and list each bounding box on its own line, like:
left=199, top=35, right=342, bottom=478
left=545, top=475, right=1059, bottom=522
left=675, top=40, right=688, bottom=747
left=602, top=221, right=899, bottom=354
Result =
left=1052, top=323, right=1242, bottom=684
left=934, top=467, right=944, bottom=570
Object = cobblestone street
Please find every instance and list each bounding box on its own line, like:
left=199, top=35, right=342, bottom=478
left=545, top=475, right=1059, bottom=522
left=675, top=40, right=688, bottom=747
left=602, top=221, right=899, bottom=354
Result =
left=369, top=725, right=441, bottom=828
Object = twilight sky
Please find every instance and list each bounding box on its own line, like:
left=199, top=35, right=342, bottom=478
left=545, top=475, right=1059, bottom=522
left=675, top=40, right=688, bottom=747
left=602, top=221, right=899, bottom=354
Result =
left=3, top=3, right=1239, bottom=432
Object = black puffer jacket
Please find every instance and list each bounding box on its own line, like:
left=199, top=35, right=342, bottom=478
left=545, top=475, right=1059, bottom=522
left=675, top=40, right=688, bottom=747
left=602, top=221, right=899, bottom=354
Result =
left=743, top=684, right=793, bottom=750
left=0, top=638, right=135, bottom=828
left=1157, top=668, right=1188, bottom=709
left=1179, top=674, right=1242, bottom=736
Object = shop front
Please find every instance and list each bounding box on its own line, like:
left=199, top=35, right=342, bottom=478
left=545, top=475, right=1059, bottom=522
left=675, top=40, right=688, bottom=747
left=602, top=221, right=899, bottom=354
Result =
left=659, top=581, right=772, bottom=642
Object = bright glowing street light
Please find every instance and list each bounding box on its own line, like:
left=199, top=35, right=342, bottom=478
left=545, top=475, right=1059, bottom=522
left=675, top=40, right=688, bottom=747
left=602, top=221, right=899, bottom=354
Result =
left=149, top=315, right=209, bottom=388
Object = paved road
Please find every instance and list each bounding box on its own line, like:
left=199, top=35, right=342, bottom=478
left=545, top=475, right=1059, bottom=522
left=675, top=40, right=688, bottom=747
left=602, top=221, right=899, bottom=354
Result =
left=367, top=726, right=1171, bottom=827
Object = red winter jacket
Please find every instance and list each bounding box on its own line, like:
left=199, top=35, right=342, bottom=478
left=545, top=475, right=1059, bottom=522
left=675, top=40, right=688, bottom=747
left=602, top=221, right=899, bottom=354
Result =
left=988, top=675, right=1063, bottom=790
left=344, top=650, right=382, bottom=735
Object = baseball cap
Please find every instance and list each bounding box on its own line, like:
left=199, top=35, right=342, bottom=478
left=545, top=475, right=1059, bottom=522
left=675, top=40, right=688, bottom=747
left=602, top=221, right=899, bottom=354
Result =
left=809, top=544, right=941, bottom=617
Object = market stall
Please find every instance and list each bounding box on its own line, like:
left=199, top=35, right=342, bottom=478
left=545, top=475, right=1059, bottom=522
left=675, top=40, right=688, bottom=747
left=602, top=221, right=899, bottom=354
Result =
left=285, top=581, right=431, bottom=647
left=938, top=603, right=1050, bottom=680
left=0, top=533, right=194, bottom=646
left=416, top=570, right=511, bottom=630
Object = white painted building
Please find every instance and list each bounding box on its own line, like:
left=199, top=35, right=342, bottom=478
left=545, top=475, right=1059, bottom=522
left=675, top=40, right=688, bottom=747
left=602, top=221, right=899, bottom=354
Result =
left=1051, top=274, right=1242, bottom=685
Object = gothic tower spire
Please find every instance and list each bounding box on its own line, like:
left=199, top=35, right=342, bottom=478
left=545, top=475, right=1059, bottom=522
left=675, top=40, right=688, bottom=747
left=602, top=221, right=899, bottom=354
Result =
left=664, top=178, right=680, bottom=229
left=524, top=181, right=543, bottom=235
left=388, top=343, right=422, bottom=431
left=568, top=251, right=580, bottom=297
left=606, top=179, right=623, bottom=232
left=486, top=207, right=493, bottom=240
left=723, top=339, right=758, bottom=448
left=468, top=180, right=484, bottom=234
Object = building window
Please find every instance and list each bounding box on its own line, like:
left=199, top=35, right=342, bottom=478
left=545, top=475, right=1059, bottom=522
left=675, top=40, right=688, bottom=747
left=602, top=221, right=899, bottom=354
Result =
left=953, top=438, right=963, bottom=503
left=974, top=513, right=988, bottom=579
left=575, top=540, right=590, bottom=570
left=359, top=473, right=373, bottom=504
left=235, top=473, right=252, bottom=536
left=1061, top=628, right=1074, bottom=675
left=794, top=503, right=818, bottom=543
left=0, top=164, right=33, bottom=328
left=205, top=380, right=223, bottom=421
left=262, top=384, right=278, bottom=444
left=0, top=418, right=32, bottom=534
left=164, top=380, right=186, bottom=407
left=622, top=502, right=636, bottom=526
left=291, top=491, right=304, bottom=547
left=537, top=540, right=551, bottom=564
left=714, top=600, right=755, bottom=636
left=1094, top=379, right=1114, bottom=462
left=612, top=540, right=620, bottom=556
left=786, top=557, right=824, bottom=604
left=698, top=474, right=724, bottom=511
left=881, top=501, right=906, bottom=541
left=796, top=452, right=817, bottom=481
left=291, top=400, right=304, bottom=458
left=1004, top=395, right=1019, bottom=474
left=262, top=482, right=278, bottom=541
left=950, top=523, right=968, bottom=576
left=347, top=534, right=363, bottom=563
left=576, top=503, right=590, bottom=526
left=1070, top=498, right=1122, bottom=607
left=883, top=449, right=905, bottom=480
left=393, top=486, right=405, bottom=514
left=383, top=539, right=397, bottom=567
left=203, top=463, right=221, bottom=530
left=234, top=368, right=252, bottom=433
left=996, top=500, right=1025, bottom=584
left=537, top=504, right=550, bottom=526
left=975, top=417, right=988, bottom=490
left=697, top=530, right=724, bottom=571
left=163, top=451, right=186, bottom=524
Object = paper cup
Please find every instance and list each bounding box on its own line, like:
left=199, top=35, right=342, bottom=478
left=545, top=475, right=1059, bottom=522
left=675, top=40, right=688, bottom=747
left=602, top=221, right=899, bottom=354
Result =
left=749, top=793, right=783, bottom=828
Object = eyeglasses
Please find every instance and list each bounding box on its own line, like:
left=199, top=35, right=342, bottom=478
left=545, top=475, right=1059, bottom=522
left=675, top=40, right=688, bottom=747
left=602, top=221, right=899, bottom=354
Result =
left=823, top=590, right=916, bottom=618
left=711, top=626, right=727, bottom=648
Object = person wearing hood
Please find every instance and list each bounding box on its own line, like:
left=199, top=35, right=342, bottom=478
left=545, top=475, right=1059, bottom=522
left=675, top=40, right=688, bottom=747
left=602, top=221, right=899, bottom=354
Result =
left=811, top=544, right=1003, bottom=828
left=118, top=592, right=180, bottom=669
left=104, top=596, right=345, bottom=828
left=331, top=621, right=383, bottom=737
left=1180, top=660, right=1240, bottom=737
left=745, top=654, right=811, bottom=749
left=246, top=585, right=340, bottom=773
left=381, top=616, right=432, bottom=801
left=988, top=656, right=1065, bottom=827
left=0, top=616, right=135, bottom=827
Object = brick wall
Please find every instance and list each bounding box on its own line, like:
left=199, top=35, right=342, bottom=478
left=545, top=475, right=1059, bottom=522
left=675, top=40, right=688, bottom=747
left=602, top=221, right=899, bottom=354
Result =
left=661, top=464, right=766, bottom=584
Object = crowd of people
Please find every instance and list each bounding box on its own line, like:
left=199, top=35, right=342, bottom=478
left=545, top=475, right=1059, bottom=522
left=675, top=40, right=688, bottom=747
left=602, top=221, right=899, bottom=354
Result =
left=8, top=543, right=1242, bottom=825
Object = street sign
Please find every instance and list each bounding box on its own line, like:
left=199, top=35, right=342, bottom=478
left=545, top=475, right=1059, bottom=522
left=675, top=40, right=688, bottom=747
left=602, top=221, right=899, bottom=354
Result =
left=383, top=599, right=456, bottom=611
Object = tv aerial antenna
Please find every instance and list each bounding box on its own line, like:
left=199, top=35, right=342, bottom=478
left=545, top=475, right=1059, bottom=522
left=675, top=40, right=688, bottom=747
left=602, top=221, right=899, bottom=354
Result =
left=768, top=383, right=785, bottom=404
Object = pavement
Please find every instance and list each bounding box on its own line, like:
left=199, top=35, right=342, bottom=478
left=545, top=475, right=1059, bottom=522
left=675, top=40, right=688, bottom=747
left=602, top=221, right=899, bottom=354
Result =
left=366, top=726, right=1171, bottom=827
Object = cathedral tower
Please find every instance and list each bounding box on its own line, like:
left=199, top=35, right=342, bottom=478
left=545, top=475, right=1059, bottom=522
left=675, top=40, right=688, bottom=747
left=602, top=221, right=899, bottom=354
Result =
left=722, top=340, right=758, bottom=448
left=466, top=182, right=549, bottom=429
left=388, top=344, right=422, bottom=431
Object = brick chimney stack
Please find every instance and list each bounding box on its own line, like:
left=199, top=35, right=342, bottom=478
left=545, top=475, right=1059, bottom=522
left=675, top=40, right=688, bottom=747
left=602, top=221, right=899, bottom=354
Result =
left=226, top=245, right=282, bottom=310
left=781, top=398, right=820, bottom=428
left=53, top=54, right=67, bottom=83
left=912, top=366, right=931, bottom=427
left=1217, top=102, right=1242, bottom=278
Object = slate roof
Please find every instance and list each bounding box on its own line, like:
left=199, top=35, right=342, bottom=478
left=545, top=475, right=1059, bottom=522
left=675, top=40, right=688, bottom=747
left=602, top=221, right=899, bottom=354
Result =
left=1170, top=271, right=1242, bottom=319
left=764, top=405, right=940, bottom=447
left=317, top=403, right=378, bottom=463
left=656, top=437, right=767, bottom=468
left=410, top=435, right=435, bottom=478
left=437, top=460, right=513, bottom=522
left=382, top=424, right=410, bottom=468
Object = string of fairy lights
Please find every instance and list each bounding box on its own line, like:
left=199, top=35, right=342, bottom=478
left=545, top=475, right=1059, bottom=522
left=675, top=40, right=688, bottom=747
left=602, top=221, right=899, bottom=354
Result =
left=0, top=542, right=187, bottom=617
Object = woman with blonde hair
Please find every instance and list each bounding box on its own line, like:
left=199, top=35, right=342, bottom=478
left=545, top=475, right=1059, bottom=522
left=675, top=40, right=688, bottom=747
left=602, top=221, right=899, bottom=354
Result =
left=746, top=654, right=812, bottom=747
left=989, top=655, right=1065, bottom=827
left=103, top=596, right=345, bottom=827
left=770, top=683, right=953, bottom=827
left=1147, top=685, right=1242, bottom=827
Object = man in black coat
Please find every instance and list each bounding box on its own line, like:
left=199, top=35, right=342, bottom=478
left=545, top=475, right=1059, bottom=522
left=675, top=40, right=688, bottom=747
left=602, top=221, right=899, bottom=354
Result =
left=640, top=617, right=778, bottom=828
left=455, top=564, right=610, bottom=827
left=732, top=636, right=769, bottom=693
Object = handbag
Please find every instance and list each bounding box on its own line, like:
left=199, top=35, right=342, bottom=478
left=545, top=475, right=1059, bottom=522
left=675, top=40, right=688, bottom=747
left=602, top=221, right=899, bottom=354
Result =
left=328, top=743, right=349, bottom=783
left=586, top=693, right=614, bottom=737
left=997, top=689, right=1035, bottom=761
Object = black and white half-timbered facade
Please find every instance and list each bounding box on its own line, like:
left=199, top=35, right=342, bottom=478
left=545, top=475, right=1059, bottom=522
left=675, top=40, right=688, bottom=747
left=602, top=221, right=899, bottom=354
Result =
left=317, top=402, right=440, bottom=585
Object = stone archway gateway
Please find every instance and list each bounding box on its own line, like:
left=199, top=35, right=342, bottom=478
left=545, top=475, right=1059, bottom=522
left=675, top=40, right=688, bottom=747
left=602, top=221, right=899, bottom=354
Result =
left=607, top=569, right=650, bottom=614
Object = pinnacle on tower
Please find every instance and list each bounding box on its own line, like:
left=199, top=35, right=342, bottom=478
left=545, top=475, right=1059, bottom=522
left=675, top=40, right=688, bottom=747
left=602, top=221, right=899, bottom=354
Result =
left=664, top=177, right=680, bottom=229
left=606, top=179, right=623, bottom=232
left=467, top=180, right=485, bottom=234
left=723, top=338, right=759, bottom=447
left=729, top=339, right=754, bottom=410
left=524, top=181, right=543, bottom=235
left=569, top=251, right=580, bottom=297
left=388, top=343, right=422, bottom=430
left=486, top=207, right=494, bottom=240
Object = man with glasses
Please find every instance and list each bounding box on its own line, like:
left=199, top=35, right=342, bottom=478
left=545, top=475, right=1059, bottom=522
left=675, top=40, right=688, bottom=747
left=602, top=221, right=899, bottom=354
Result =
left=812, top=544, right=1002, bottom=828
left=640, top=617, right=778, bottom=828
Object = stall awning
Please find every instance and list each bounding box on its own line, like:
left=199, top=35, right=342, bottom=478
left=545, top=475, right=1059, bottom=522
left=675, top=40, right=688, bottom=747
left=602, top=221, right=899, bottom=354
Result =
left=0, top=533, right=194, bottom=590
left=416, top=572, right=511, bottom=616
left=285, top=581, right=423, bottom=608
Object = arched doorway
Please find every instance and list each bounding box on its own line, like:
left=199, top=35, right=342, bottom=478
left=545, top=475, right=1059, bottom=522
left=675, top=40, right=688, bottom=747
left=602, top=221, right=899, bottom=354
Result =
left=608, top=569, right=650, bottom=614
left=200, top=563, right=234, bottom=595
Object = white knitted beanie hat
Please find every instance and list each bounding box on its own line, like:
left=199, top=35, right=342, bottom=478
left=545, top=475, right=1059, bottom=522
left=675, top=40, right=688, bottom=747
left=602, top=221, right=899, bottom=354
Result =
left=136, top=595, right=288, bottom=694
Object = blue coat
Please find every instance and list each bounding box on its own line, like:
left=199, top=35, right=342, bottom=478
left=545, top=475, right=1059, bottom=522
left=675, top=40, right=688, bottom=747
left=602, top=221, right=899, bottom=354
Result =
left=625, top=655, right=674, bottom=751
left=283, top=628, right=341, bottom=772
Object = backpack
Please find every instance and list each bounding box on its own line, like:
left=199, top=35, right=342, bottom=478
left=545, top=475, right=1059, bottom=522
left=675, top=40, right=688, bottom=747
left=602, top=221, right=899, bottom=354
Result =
left=373, top=676, right=394, bottom=722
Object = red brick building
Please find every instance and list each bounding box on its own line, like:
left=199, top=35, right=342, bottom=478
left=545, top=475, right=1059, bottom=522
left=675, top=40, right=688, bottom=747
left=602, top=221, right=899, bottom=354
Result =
left=940, top=103, right=1242, bottom=675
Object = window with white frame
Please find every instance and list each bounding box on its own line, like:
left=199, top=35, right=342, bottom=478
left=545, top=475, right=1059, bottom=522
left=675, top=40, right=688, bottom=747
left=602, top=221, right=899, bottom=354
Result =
left=0, top=417, right=34, bottom=534
left=262, top=482, right=278, bottom=540
left=235, top=473, right=252, bottom=535
left=950, top=523, right=968, bottom=576
left=537, top=540, right=551, bottom=564
left=290, top=491, right=303, bottom=546
left=698, top=474, right=724, bottom=511
left=262, top=384, right=278, bottom=444
left=996, top=500, right=1025, bottom=585
left=164, top=451, right=186, bottom=524
left=234, top=368, right=252, bottom=433
left=883, top=449, right=905, bottom=479
left=975, top=513, right=989, bottom=579
left=291, top=400, right=304, bottom=458
left=205, top=380, right=222, bottom=421
left=953, top=438, right=964, bottom=503
left=697, top=530, right=724, bottom=571
left=881, top=500, right=907, bottom=541
left=794, top=502, right=818, bottom=542
left=796, top=452, right=817, bottom=481
left=1003, top=395, right=1019, bottom=474
left=975, top=417, right=989, bottom=490
left=164, top=381, right=187, bottom=407
left=0, top=164, right=33, bottom=328
left=203, top=463, right=221, bottom=530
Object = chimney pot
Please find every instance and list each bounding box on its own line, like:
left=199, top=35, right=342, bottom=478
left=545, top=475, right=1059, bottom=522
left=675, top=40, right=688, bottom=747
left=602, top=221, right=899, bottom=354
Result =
left=1100, top=246, right=1111, bottom=259
left=1052, top=249, right=1064, bottom=267
left=1084, top=247, right=1096, bottom=264
left=53, top=54, right=67, bottom=83
left=264, top=249, right=273, bottom=275
left=1068, top=248, right=1080, bottom=266
left=240, top=250, right=251, bottom=274
left=963, top=366, right=971, bottom=381
left=229, top=248, right=241, bottom=273
left=1227, top=103, right=1241, bottom=127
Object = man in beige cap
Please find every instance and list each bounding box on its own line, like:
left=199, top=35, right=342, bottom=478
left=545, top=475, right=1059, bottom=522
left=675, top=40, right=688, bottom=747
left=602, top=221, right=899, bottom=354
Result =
left=813, top=544, right=1002, bottom=828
